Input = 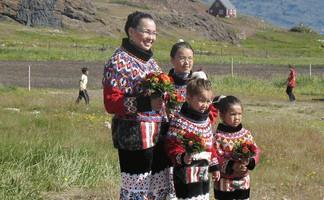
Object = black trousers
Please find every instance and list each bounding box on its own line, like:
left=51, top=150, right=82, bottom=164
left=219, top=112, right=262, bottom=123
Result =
left=76, top=89, right=89, bottom=104
left=215, top=189, right=250, bottom=200
left=286, top=86, right=296, bottom=102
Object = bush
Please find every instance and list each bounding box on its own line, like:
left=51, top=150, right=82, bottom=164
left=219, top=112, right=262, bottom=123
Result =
left=290, top=23, right=314, bottom=33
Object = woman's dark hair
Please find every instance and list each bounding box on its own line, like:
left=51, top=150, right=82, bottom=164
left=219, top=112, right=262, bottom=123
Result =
left=124, top=11, right=154, bottom=37
left=170, top=41, right=194, bottom=58
left=186, top=78, right=212, bottom=97
left=213, top=95, right=242, bottom=114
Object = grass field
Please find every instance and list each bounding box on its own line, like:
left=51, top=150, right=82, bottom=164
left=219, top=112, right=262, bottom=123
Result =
left=1, top=21, right=324, bottom=65
left=0, top=76, right=323, bottom=200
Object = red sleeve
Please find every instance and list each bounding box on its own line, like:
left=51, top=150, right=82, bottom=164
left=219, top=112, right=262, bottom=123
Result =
left=103, top=84, right=127, bottom=116
left=165, top=136, right=185, bottom=166
left=209, top=104, right=219, bottom=125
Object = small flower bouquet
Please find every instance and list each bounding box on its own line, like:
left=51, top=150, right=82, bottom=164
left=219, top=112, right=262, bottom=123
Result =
left=231, top=140, right=257, bottom=160
left=141, top=72, right=181, bottom=109
left=181, top=132, right=205, bottom=154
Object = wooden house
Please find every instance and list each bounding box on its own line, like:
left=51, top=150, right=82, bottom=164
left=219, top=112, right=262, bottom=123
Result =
left=208, top=0, right=237, bottom=18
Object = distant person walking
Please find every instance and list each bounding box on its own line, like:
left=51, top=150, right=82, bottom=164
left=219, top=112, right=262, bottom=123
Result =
left=76, top=67, right=89, bottom=104
left=286, top=64, right=297, bottom=102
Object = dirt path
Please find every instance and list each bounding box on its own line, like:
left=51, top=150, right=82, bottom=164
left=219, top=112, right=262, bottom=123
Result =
left=0, top=61, right=323, bottom=89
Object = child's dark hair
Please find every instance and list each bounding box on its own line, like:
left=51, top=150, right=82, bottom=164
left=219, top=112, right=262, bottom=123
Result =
left=170, top=41, right=194, bottom=58
left=81, top=67, right=88, bottom=73
left=213, top=95, right=242, bottom=114
left=124, top=11, right=154, bottom=37
left=186, top=78, right=212, bottom=97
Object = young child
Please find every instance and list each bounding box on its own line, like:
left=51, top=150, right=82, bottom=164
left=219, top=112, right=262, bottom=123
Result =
left=76, top=67, right=89, bottom=104
left=165, top=77, right=220, bottom=200
left=213, top=95, right=260, bottom=200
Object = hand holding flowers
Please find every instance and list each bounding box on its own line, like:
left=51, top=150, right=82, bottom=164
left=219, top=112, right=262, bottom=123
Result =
left=141, top=72, right=182, bottom=109
left=219, top=139, right=257, bottom=161
left=231, top=140, right=257, bottom=160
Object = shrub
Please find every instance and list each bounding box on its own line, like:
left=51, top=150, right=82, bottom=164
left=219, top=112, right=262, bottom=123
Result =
left=290, top=23, right=314, bottom=33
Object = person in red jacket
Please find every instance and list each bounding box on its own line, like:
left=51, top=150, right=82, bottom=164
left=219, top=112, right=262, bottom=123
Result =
left=286, top=64, right=297, bottom=102
left=102, top=11, right=169, bottom=199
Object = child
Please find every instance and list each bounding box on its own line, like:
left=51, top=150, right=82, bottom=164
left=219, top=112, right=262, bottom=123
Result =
left=76, top=67, right=89, bottom=104
left=165, top=77, right=220, bottom=200
left=213, top=95, right=260, bottom=200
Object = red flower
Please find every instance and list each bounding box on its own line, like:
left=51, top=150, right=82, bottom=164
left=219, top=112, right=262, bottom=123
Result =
left=181, top=132, right=205, bottom=154
left=176, top=93, right=185, bottom=103
left=231, top=140, right=256, bottom=160
left=159, top=73, right=172, bottom=85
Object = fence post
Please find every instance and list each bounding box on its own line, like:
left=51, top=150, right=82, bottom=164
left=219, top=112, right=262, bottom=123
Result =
left=28, top=65, right=31, bottom=91
left=309, top=64, right=312, bottom=78
left=231, top=57, right=234, bottom=77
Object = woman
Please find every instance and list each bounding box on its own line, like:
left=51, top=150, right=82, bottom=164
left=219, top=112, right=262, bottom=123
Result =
left=102, top=11, right=169, bottom=199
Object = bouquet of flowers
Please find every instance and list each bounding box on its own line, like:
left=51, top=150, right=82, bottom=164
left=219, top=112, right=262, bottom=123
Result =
left=141, top=72, right=182, bottom=109
left=231, top=140, right=257, bottom=160
left=180, top=132, right=205, bottom=154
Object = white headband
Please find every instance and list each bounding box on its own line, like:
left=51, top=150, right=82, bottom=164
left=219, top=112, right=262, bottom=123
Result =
left=191, top=71, right=208, bottom=80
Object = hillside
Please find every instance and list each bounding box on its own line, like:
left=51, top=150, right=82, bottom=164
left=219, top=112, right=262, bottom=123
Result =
left=0, top=0, right=274, bottom=43
left=203, top=0, right=324, bottom=33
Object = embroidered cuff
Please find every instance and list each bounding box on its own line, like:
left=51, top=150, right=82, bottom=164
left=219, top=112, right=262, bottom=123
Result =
left=136, top=95, right=152, bottom=112
left=176, top=153, right=183, bottom=165
left=124, top=97, right=137, bottom=114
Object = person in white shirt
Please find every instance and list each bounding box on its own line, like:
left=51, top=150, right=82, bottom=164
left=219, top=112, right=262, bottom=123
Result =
left=76, top=67, right=89, bottom=104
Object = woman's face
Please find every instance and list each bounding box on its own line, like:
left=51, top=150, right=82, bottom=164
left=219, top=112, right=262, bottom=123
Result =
left=171, top=48, right=194, bottom=74
left=129, top=18, right=157, bottom=51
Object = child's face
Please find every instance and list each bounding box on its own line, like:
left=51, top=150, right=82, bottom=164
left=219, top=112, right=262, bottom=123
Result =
left=171, top=48, right=193, bottom=74
left=186, top=89, right=213, bottom=113
left=221, top=104, right=243, bottom=127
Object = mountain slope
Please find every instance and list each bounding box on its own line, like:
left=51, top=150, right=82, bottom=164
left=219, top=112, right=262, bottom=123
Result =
left=203, top=0, right=324, bottom=32
left=0, top=0, right=274, bottom=43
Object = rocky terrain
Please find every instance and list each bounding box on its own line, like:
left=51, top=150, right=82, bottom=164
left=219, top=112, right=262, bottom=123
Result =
left=0, top=0, right=270, bottom=43
left=0, top=0, right=104, bottom=27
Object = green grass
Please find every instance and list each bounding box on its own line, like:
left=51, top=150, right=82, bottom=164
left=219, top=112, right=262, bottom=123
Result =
left=0, top=88, right=119, bottom=199
left=210, top=75, right=324, bottom=100
left=0, top=76, right=323, bottom=199
left=109, top=0, right=150, bottom=9
left=1, top=22, right=324, bottom=65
